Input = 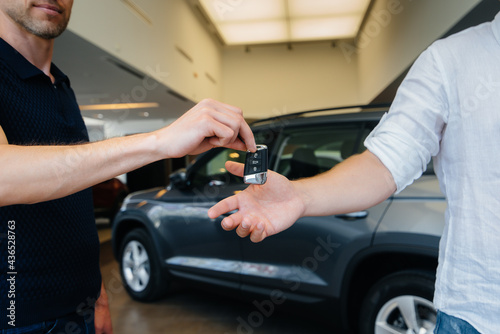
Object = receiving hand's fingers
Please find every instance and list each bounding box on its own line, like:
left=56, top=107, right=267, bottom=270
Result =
left=221, top=211, right=267, bottom=242
left=220, top=211, right=242, bottom=231
left=207, top=162, right=246, bottom=219
left=220, top=216, right=235, bottom=231
left=225, top=161, right=245, bottom=177
left=208, top=195, right=239, bottom=220
left=249, top=222, right=266, bottom=243
left=236, top=216, right=253, bottom=238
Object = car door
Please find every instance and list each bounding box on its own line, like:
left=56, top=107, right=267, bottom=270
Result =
left=162, top=126, right=281, bottom=285
left=239, top=121, right=392, bottom=301
left=161, top=148, right=248, bottom=285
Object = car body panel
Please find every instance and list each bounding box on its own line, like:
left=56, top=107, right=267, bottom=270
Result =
left=119, top=186, right=244, bottom=285
left=375, top=175, right=446, bottom=240
left=239, top=199, right=392, bottom=300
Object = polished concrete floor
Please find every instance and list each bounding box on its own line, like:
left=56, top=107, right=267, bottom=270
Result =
left=97, top=225, right=334, bottom=334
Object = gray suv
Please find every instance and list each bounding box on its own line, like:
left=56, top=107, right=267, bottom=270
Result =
left=112, top=106, right=444, bottom=334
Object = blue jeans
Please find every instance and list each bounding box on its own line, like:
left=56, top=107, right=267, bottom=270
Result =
left=0, top=312, right=95, bottom=334
left=434, top=311, right=480, bottom=334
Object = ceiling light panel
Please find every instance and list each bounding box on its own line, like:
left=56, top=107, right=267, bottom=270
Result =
left=291, top=16, right=362, bottom=41
left=288, top=0, right=371, bottom=17
left=197, top=0, right=371, bottom=45
left=199, top=0, right=285, bottom=23
left=219, top=21, right=288, bottom=45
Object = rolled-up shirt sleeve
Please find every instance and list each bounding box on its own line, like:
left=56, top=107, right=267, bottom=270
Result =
left=364, top=46, right=449, bottom=193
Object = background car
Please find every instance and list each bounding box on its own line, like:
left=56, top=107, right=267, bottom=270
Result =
left=93, top=177, right=129, bottom=222
left=112, top=105, right=444, bottom=334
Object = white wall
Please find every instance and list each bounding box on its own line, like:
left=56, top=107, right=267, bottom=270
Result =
left=68, top=0, right=222, bottom=102
left=67, top=0, right=481, bottom=120
left=220, top=0, right=481, bottom=118
left=222, top=43, right=360, bottom=119
left=355, top=0, right=481, bottom=103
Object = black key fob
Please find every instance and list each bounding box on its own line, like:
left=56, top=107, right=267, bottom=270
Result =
left=244, top=145, right=268, bottom=185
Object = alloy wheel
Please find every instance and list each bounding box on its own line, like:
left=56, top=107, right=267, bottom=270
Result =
left=122, top=240, right=151, bottom=292
left=374, top=295, right=436, bottom=334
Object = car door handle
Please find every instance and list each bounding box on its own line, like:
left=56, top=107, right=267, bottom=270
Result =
left=335, top=211, right=368, bottom=220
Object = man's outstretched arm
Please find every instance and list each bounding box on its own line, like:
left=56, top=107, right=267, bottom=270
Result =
left=0, top=99, right=256, bottom=206
left=208, top=150, right=396, bottom=243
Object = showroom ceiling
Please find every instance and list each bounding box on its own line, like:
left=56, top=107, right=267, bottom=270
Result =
left=193, top=0, right=372, bottom=46
left=50, top=0, right=499, bottom=137
left=53, top=30, right=195, bottom=135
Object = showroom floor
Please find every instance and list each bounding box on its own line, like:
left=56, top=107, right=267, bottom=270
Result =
left=97, top=225, right=336, bottom=334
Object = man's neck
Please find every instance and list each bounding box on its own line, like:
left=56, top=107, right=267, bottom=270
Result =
left=0, top=15, right=55, bottom=82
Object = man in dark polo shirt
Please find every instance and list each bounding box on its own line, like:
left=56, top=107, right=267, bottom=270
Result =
left=0, top=1, right=256, bottom=333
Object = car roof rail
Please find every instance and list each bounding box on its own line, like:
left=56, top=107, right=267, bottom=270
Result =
left=249, top=103, right=392, bottom=126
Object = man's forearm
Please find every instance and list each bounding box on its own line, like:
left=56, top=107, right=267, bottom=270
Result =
left=0, top=132, right=159, bottom=206
left=296, top=150, right=397, bottom=217
left=0, top=99, right=256, bottom=207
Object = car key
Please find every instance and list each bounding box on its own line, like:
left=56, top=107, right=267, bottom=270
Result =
left=244, top=145, right=268, bottom=185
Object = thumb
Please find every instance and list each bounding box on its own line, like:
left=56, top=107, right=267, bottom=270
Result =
left=225, top=161, right=245, bottom=177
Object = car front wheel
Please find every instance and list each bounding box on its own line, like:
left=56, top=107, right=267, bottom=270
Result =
left=120, top=228, right=169, bottom=301
left=359, top=270, right=437, bottom=334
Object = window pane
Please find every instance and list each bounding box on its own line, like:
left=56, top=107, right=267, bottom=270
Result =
left=276, top=125, right=361, bottom=180
left=191, top=149, right=246, bottom=187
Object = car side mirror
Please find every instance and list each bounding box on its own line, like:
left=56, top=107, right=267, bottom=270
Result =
left=170, top=168, right=188, bottom=190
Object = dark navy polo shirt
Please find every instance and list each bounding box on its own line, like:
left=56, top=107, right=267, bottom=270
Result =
left=0, top=37, right=101, bottom=329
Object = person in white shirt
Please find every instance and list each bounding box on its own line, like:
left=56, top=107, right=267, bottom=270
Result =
left=209, top=11, right=500, bottom=334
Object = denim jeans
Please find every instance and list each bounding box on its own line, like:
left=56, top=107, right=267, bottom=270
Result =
left=0, top=312, right=95, bottom=334
left=434, top=311, right=481, bottom=334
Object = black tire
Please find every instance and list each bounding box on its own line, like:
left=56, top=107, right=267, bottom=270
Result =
left=119, top=228, right=169, bottom=301
left=358, top=270, right=436, bottom=334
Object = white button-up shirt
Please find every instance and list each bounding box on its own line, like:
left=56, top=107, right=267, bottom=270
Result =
left=365, top=12, right=500, bottom=334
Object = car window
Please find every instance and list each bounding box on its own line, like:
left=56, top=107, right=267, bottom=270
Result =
left=190, top=148, right=246, bottom=188
left=276, top=124, right=365, bottom=180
